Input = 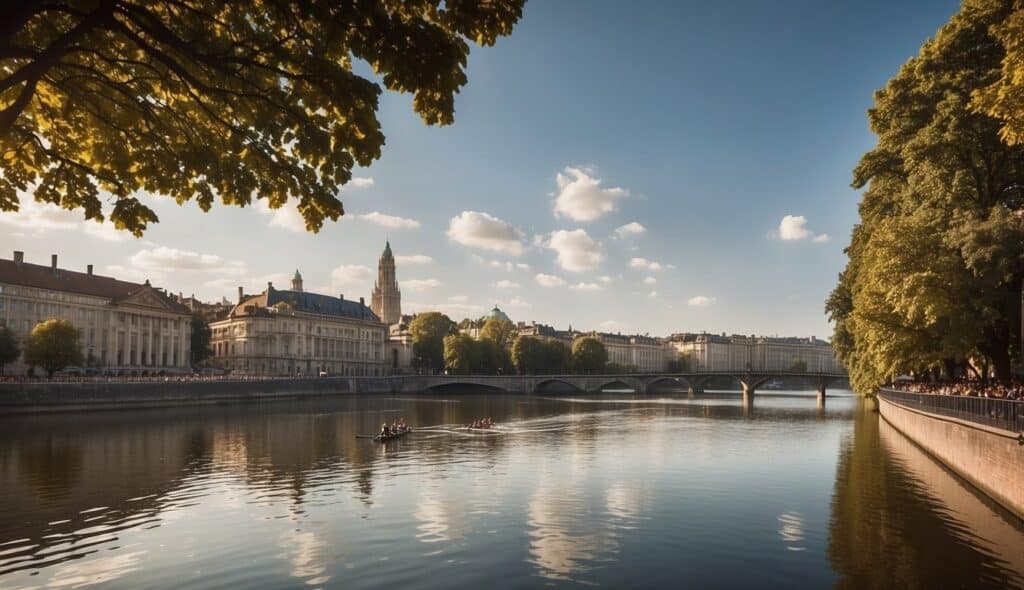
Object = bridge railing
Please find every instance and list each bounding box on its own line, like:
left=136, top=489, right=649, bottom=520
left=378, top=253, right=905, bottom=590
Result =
left=878, top=388, right=1024, bottom=434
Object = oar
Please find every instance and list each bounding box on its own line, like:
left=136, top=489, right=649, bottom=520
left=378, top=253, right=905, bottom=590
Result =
left=355, top=434, right=378, bottom=439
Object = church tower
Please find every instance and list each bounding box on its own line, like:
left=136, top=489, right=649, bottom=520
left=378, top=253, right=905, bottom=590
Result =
left=371, top=241, right=401, bottom=325
left=291, top=269, right=303, bottom=292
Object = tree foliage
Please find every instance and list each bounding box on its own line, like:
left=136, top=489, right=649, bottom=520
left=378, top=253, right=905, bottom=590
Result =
left=0, top=325, right=19, bottom=373
left=190, top=312, right=212, bottom=365
left=0, top=1, right=525, bottom=235
left=829, top=0, right=1024, bottom=393
left=443, top=333, right=477, bottom=374
left=511, top=336, right=570, bottom=375
left=23, top=319, right=82, bottom=377
left=480, top=318, right=515, bottom=348
left=571, top=336, right=607, bottom=374
left=409, top=311, right=455, bottom=373
left=972, top=3, right=1024, bottom=145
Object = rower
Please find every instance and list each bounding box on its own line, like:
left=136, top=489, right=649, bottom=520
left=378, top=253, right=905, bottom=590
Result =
left=380, top=423, right=389, bottom=437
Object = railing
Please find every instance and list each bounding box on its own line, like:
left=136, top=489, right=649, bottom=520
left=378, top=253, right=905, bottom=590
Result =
left=878, top=388, right=1024, bottom=434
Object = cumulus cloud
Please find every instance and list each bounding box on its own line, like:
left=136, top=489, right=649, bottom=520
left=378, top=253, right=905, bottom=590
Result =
left=447, top=211, right=525, bottom=255
left=553, top=166, right=629, bottom=221
left=687, top=295, right=716, bottom=307
left=402, top=278, right=441, bottom=292
left=648, top=290, right=658, bottom=298
left=643, top=276, right=657, bottom=285
left=504, top=296, right=531, bottom=308
left=571, top=282, right=602, bottom=291
left=778, top=215, right=828, bottom=242
left=599, top=275, right=612, bottom=284
left=448, top=295, right=470, bottom=303
left=544, top=229, right=603, bottom=272
left=256, top=200, right=307, bottom=232
left=329, top=264, right=374, bottom=287
left=405, top=301, right=484, bottom=318
left=516, top=263, right=531, bottom=271
left=349, top=177, right=374, bottom=188
left=396, top=254, right=433, bottom=265
left=494, top=280, right=520, bottom=289
left=629, top=257, right=664, bottom=271
left=356, top=212, right=421, bottom=229
left=130, top=246, right=245, bottom=274
left=599, top=320, right=620, bottom=329
left=535, top=273, right=567, bottom=287
left=0, top=199, right=140, bottom=242
left=614, top=222, right=646, bottom=239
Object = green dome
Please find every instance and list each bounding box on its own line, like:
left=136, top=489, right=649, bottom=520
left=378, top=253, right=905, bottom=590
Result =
left=486, top=305, right=511, bottom=323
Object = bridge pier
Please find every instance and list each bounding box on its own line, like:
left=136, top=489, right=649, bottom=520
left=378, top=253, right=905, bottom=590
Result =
left=816, top=384, right=826, bottom=407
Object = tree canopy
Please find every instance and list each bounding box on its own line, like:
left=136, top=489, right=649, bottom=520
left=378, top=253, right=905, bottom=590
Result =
left=829, top=0, right=1024, bottom=393
left=972, top=4, right=1024, bottom=145
left=0, top=1, right=525, bottom=235
left=0, top=325, right=19, bottom=373
left=190, top=312, right=212, bottom=365
left=571, top=336, right=607, bottom=374
left=409, top=311, right=455, bottom=373
left=23, top=319, right=82, bottom=377
left=511, top=336, right=570, bottom=375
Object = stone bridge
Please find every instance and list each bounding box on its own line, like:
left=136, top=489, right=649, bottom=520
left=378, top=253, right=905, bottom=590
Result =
left=359, top=371, right=847, bottom=403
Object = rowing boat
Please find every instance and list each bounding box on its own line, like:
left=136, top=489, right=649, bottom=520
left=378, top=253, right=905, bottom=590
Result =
left=357, top=428, right=412, bottom=442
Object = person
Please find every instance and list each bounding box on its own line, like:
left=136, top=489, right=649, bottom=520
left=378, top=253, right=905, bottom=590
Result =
left=380, top=423, right=389, bottom=437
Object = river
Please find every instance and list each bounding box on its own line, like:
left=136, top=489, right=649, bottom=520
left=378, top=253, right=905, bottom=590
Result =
left=0, top=391, right=1021, bottom=589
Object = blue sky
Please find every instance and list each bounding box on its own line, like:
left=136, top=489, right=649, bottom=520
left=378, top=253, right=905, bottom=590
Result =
left=0, top=0, right=962, bottom=338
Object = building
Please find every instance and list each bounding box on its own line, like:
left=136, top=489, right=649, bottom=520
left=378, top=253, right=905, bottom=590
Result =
left=578, top=332, right=667, bottom=372
left=459, top=306, right=514, bottom=339
left=371, top=242, right=401, bottom=326
left=667, top=332, right=842, bottom=373
left=209, top=281, right=387, bottom=376
left=0, top=251, right=192, bottom=375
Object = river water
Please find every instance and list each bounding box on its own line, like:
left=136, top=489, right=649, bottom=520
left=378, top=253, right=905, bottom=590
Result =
left=0, top=392, right=1022, bottom=589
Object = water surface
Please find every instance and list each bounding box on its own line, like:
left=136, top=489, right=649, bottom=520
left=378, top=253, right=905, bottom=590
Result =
left=0, top=391, right=1021, bottom=588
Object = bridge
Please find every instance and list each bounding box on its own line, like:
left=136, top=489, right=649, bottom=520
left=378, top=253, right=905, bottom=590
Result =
left=371, top=371, right=848, bottom=403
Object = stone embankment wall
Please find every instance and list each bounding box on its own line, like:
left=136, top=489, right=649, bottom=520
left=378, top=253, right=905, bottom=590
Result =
left=877, top=394, right=1024, bottom=521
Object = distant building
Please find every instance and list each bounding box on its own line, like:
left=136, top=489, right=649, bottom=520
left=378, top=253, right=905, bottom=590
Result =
left=460, top=305, right=513, bottom=339
left=209, top=280, right=387, bottom=376
left=371, top=242, right=401, bottom=326
left=666, top=332, right=842, bottom=373
left=583, top=332, right=666, bottom=372
left=0, top=250, right=192, bottom=375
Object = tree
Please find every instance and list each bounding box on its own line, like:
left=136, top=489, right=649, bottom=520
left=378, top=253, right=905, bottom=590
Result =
left=190, top=312, right=212, bottom=365
left=0, top=325, right=19, bottom=374
left=790, top=359, right=808, bottom=373
left=0, top=1, right=525, bottom=235
left=409, top=312, right=455, bottom=373
left=572, top=337, right=608, bottom=374
left=972, top=5, right=1024, bottom=145
left=511, top=335, right=541, bottom=375
left=480, top=318, right=515, bottom=348
left=23, top=319, right=83, bottom=377
left=479, top=318, right=514, bottom=373
left=666, top=351, right=693, bottom=373
left=443, top=333, right=478, bottom=375
left=829, top=0, right=1024, bottom=392
left=539, top=339, right=571, bottom=375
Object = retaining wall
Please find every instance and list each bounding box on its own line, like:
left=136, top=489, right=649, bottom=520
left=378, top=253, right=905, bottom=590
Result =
left=878, top=394, right=1024, bottom=521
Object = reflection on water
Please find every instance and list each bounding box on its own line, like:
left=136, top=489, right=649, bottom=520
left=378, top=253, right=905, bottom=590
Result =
left=0, top=392, right=1019, bottom=589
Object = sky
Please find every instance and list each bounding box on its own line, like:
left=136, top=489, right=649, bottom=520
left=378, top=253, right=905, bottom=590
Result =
left=0, top=0, right=964, bottom=339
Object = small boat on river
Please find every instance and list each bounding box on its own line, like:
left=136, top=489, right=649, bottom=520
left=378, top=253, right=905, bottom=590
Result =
left=357, top=427, right=412, bottom=442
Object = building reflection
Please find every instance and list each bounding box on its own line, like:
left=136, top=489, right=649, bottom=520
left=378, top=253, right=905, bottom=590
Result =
left=827, top=402, right=1024, bottom=589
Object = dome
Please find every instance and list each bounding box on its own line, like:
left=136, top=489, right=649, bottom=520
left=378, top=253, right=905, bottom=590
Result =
left=486, top=305, right=511, bottom=323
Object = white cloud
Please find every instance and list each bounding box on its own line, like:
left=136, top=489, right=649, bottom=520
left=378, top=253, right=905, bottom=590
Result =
left=599, top=275, right=612, bottom=284
left=405, top=301, right=485, bottom=318
left=544, top=229, right=603, bottom=272
left=448, top=295, right=470, bottom=303
left=256, top=200, right=307, bottom=232
left=516, top=263, right=531, bottom=271
left=571, top=282, right=602, bottom=291
left=648, top=290, right=658, bottom=298
left=553, top=166, right=629, bottom=221
left=402, top=278, right=441, bottom=292
left=204, top=273, right=290, bottom=295
left=614, top=222, right=646, bottom=239
left=130, top=246, right=245, bottom=274
left=504, top=296, right=531, bottom=308
left=82, top=222, right=132, bottom=242
left=642, top=276, right=657, bottom=285
left=447, top=211, right=525, bottom=255
left=395, top=254, right=433, bottom=265
left=349, top=177, right=374, bottom=188
left=629, top=257, right=664, bottom=271
left=778, top=215, right=828, bottom=242
left=688, top=295, right=716, bottom=307
left=535, top=273, right=567, bottom=288
left=599, top=320, right=620, bottom=330
left=494, top=280, right=520, bottom=289
left=329, top=264, right=374, bottom=287
left=0, top=198, right=140, bottom=242
left=357, top=211, right=421, bottom=229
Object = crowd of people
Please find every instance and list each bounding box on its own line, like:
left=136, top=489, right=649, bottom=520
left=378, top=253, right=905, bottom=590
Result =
left=892, top=379, right=1023, bottom=400
left=468, top=418, right=494, bottom=429
left=379, top=419, right=409, bottom=438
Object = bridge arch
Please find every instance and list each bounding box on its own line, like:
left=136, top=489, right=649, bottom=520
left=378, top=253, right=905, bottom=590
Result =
left=646, top=376, right=690, bottom=391
left=595, top=379, right=637, bottom=393
left=535, top=378, right=584, bottom=394
left=425, top=380, right=508, bottom=394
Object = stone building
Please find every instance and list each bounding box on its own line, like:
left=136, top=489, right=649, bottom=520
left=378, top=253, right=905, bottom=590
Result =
left=371, top=242, right=401, bottom=326
left=209, top=281, right=387, bottom=376
left=666, top=332, right=842, bottom=373
left=0, top=251, right=192, bottom=375
left=584, top=332, right=667, bottom=372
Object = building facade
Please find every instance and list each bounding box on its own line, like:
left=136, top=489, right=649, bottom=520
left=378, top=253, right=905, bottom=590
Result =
left=209, top=282, right=387, bottom=376
left=667, top=332, right=843, bottom=373
left=371, top=242, right=401, bottom=326
left=585, top=332, right=667, bottom=372
left=0, top=251, right=192, bottom=375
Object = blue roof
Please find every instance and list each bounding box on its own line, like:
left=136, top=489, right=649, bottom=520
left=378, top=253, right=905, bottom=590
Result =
left=266, top=289, right=380, bottom=322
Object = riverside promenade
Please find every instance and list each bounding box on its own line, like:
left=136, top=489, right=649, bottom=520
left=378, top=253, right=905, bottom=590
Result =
left=877, top=388, right=1024, bottom=521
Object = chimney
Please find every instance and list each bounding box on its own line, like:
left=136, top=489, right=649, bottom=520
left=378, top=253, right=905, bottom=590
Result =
left=267, top=281, right=273, bottom=291
left=13, top=251, right=23, bottom=265
left=237, top=286, right=244, bottom=303
left=51, top=254, right=58, bottom=271
left=339, top=294, right=344, bottom=301
left=359, top=296, right=365, bottom=306
left=87, top=264, right=93, bottom=276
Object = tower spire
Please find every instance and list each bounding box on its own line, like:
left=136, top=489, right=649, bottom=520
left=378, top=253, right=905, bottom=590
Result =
left=371, top=241, right=401, bottom=324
